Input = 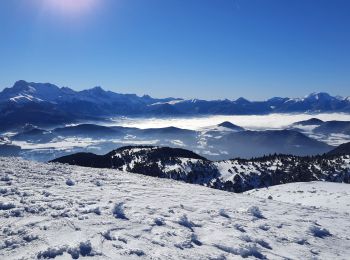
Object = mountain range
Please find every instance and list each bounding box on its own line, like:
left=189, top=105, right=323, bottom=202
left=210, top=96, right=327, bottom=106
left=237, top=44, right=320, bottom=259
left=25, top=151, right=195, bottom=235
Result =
left=2, top=121, right=337, bottom=161
left=1, top=80, right=350, bottom=131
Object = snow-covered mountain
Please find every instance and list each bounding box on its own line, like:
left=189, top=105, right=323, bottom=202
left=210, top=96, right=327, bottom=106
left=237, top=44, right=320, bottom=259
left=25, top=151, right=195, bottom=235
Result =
left=0, top=80, right=175, bottom=106
left=52, top=146, right=350, bottom=193
left=150, top=92, right=350, bottom=115
left=1, top=80, right=350, bottom=131
left=0, top=81, right=179, bottom=131
left=1, top=157, right=349, bottom=259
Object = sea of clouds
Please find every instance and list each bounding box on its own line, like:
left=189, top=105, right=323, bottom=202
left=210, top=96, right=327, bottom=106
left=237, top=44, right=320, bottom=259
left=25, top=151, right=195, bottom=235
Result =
left=107, top=113, right=350, bottom=130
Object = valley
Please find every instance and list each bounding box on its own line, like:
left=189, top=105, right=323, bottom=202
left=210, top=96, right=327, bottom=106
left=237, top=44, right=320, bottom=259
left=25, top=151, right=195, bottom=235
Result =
left=1, top=115, right=350, bottom=162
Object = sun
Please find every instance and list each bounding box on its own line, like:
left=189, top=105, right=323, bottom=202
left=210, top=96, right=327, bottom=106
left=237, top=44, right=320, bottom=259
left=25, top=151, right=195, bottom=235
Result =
left=40, top=0, right=99, bottom=16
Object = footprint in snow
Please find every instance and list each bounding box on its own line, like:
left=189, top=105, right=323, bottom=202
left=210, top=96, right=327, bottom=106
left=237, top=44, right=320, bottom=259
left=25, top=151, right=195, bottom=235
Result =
left=218, top=209, right=230, bottom=219
left=178, top=214, right=200, bottom=231
left=112, top=202, right=128, bottom=220
left=247, top=206, right=265, bottom=219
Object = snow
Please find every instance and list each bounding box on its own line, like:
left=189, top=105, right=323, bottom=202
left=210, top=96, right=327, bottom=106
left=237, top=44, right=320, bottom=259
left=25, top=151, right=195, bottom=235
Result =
left=245, top=181, right=350, bottom=214
left=149, top=99, right=185, bottom=106
left=0, top=136, right=11, bottom=145
left=1, top=157, right=350, bottom=259
left=213, top=156, right=350, bottom=185
left=9, top=94, right=43, bottom=103
left=170, top=139, right=186, bottom=147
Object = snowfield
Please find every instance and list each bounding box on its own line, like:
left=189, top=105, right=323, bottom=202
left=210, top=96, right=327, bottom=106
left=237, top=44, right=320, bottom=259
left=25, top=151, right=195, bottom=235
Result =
left=245, top=181, right=350, bottom=214
left=1, top=158, right=350, bottom=259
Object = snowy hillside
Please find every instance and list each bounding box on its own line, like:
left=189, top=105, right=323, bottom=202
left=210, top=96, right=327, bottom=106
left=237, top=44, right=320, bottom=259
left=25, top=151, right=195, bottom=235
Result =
left=1, top=157, right=350, bottom=259
left=245, top=181, right=350, bottom=214
left=53, top=146, right=350, bottom=193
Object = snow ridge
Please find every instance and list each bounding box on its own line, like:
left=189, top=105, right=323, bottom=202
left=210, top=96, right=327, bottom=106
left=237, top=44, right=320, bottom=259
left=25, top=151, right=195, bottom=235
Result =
left=53, top=146, right=350, bottom=193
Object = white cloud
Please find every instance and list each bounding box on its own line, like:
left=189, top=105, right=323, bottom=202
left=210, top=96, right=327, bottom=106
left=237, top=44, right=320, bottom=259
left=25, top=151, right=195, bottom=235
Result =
left=107, top=113, right=350, bottom=131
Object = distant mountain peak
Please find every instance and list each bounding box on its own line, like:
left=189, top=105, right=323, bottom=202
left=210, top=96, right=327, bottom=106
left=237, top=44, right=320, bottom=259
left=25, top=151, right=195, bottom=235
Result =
left=91, top=86, right=104, bottom=91
left=13, top=79, right=29, bottom=86
left=293, top=118, right=324, bottom=126
left=218, top=121, right=244, bottom=131
left=267, top=97, right=289, bottom=103
left=235, top=97, right=250, bottom=104
left=305, top=92, right=333, bottom=101
left=12, top=80, right=32, bottom=91
left=142, top=94, right=151, bottom=99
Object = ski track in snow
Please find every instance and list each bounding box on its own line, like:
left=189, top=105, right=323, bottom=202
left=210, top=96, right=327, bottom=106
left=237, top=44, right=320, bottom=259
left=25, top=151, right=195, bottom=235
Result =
left=0, top=157, right=350, bottom=259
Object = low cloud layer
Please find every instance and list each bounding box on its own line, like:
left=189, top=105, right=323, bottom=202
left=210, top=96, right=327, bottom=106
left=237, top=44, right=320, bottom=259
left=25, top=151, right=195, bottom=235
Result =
left=108, top=113, right=350, bottom=130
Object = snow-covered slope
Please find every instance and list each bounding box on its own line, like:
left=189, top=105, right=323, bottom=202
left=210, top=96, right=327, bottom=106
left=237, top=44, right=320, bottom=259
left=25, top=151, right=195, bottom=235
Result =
left=245, top=181, right=350, bottom=214
left=53, top=146, right=350, bottom=193
left=1, top=157, right=350, bottom=259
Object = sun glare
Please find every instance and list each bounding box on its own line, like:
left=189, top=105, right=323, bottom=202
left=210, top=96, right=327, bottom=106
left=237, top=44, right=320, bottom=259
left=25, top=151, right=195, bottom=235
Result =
left=40, top=0, right=99, bottom=16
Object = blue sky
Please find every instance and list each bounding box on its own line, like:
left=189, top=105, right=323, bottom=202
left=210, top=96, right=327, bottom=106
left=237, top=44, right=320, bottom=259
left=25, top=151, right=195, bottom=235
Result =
left=0, top=0, right=349, bottom=100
